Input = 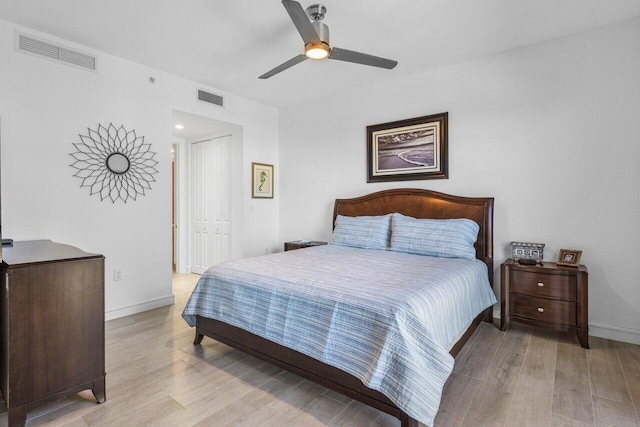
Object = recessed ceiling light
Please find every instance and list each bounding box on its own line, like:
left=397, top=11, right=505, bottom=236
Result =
left=174, top=124, right=184, bottom=130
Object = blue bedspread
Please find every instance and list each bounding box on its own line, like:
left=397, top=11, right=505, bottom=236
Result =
left=182, top=244, right=496, bottom=426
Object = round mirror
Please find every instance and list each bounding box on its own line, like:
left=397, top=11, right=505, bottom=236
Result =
left=106, top=153, right=130, bottom=174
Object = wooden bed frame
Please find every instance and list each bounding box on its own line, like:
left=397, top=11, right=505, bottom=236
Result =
left=193, top=188, right=494, bottom=427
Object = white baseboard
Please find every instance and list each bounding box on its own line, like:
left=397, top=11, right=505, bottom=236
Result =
left=105, top=294, right=175, bottom=321
left=178, top=265, right=191, bottom=274
left=589, top=323, right=640, bottom=345
left=174, top=265, right=191, bottom=274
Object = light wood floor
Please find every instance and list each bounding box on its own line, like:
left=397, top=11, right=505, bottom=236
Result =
left=1, top=273, right=639, bottom=427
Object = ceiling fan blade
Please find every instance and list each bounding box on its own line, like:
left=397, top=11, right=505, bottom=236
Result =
left=259, top=54, right=308, bottom=79
left=282, top=0, right=321, bottom=45
left=329, top=47, right=398, bottom=69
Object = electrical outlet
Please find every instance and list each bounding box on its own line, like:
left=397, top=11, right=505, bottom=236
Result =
left=114, top=270, right=123, bottom=281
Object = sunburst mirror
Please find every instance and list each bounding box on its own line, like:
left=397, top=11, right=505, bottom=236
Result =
left=70, top=123, right=158, bottom=203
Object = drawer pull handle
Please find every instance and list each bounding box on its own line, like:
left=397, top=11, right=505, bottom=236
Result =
left=537, top=307, right=544, bottom=313
left=537, top=282, right=544, bottom=287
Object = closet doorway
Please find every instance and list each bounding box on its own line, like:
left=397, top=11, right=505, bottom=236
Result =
left=172, top=110, right=243, bottom=275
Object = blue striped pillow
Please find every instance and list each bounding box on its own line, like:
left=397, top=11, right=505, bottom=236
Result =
left=330, top=214, right=392, bottom=250
left=390, top=213, right=479, bottom=260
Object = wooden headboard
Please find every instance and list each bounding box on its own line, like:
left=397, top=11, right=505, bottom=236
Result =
left=333, top=188, right=494, bottom=285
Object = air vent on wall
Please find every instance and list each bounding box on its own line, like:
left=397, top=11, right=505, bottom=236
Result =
left=197, top=89, right=224, bottom=108
left=15, top=32, right=97, bottom=72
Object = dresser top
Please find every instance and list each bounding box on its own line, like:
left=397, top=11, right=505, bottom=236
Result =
left=1, top=240, right=103, bottom=267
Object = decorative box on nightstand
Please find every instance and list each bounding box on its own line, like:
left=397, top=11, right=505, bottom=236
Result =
left=283, top=240, right=328, bottom=251
left=500, top=258, right=589, bottom=349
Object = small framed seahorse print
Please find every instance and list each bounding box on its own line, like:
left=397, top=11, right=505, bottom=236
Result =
left=251, top=162, right=274, bottom=199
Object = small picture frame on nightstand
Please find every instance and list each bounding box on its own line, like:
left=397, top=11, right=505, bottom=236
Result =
left=557, top=249, right=582, bottom=267
left=510, top=241, right=544, bottom=264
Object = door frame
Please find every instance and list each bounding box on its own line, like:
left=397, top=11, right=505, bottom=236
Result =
left=172, top=143, right=178, bottom=271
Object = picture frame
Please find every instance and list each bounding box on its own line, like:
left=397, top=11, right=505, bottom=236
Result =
left=251, top=162, right=274, bottom=199
left=511, top=241, right=545, bottom=264
left=367, top=112, right=448, bottom=182
left=557, top=249, right=582, bottom=267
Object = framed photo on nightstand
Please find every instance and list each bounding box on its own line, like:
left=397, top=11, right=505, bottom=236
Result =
left=557, top=249, right=582, bottom=267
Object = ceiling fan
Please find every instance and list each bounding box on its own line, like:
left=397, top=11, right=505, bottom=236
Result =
left=259, top=0, right=398, bottom=79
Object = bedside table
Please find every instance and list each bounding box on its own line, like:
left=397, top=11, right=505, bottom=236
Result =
left=500, top=258, right=589, bottom=349
left=284, top=240, right=328, bottom=251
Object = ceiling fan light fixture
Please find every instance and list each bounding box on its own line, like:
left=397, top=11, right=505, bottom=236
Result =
left=305, top=43, right=330, bottom=60
left=258, top=0, right=397, bottom=78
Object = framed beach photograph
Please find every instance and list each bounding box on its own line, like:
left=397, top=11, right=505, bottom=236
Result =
left=367, top=112, right=448, bottom=182
left=252, top=162, right=274, bottom=199
left=557, top=249, right=582, bottom=267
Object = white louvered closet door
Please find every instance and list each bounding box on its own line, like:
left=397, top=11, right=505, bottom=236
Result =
left=190, top=136, right=231, bottom=274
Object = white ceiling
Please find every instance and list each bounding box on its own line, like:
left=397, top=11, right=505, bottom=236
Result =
left=172, top=110, right=234, bottom=140
left=1, top=0, right=640, bottom=109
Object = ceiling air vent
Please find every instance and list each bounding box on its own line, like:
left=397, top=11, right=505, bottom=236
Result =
left=197, top=89, right=224, bottom=108
left=15, top=32, right=97, bottom=72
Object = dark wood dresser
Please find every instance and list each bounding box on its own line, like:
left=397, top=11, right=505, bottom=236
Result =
left=1, top=240, right=105, bottom=426
left=500, top=258, right=589, bottom=348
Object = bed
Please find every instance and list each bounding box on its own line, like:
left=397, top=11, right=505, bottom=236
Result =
left=182, top=188, right=495, bottom=427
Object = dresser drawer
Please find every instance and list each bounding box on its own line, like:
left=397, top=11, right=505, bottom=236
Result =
left=510, top=269, right=576, bottom=299
left=509, top=294, right=576, bottom=326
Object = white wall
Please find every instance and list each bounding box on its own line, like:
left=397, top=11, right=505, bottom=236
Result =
left=0, top=19, right=279, bottom=319
left=279, top=18, right=640, bottom=344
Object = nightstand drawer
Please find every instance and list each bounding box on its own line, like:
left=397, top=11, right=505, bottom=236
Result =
left=510, top=270, right=576, bottom=300
left=510, top=294, right=576, bottom=326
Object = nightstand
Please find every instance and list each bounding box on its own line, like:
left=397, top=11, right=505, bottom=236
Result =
left=500, top=258, right=589, bottom=349
left=284, top=240, right=328, bottom=251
